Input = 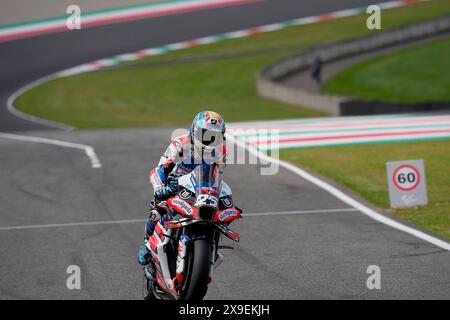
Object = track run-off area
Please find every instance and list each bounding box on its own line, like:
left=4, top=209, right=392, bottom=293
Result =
left=0, top=0, right=449, bottom=299
left=228, top=113, right=450, bottom=150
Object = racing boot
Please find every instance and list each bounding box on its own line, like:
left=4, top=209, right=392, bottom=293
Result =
left=137, top=240, right=152, bottom=266
left=137, top=205, right=162, bottom=266
left=138, top=241, right=156, bottom=282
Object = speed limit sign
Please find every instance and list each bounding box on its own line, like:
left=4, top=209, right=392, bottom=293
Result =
left=393, top=165, right=420, bottom=191
left=387, top=159, right=428, bottom=208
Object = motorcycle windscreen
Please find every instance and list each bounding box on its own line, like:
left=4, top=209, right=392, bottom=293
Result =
left=193, top=163, right=220, bottom=195
left=193, top=163, right=220, bottom=220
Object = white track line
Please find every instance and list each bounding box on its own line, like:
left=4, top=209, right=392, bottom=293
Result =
left=0, top=208, right=356, bottom=231
left=7, top=73, right=75, bottom=131
left=244, top=208, right=358, bottom=217
left=226, top=134, right=450, bottom=251
left=0, top=132, right=102, bottom=168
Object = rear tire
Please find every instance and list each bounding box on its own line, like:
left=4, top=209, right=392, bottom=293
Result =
left=183, top=240, right=212, bottom=300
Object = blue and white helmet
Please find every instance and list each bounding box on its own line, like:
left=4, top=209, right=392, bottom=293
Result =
left=190, top=111, right=226, bottom=150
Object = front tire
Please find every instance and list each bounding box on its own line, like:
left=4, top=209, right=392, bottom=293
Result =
left=183, top=239, right=212, bottom=300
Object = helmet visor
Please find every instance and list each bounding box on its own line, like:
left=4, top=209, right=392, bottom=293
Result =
left=194, top=128, right=223, bottom=147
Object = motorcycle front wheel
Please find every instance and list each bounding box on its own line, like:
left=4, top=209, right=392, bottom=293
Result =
left=183, top=239, right=212, bottom=300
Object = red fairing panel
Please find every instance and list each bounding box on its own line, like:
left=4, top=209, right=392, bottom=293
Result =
left=213, top=207, right=242, bottom=223
left=167, top=196, right=198, bottom=218
left=149, top=233, right=161, bottom=252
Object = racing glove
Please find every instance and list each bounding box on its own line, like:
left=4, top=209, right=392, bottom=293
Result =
left=167, top=172, right=181, bottom=194
left=154, top=173, right=181, bottom=200
left=154, top=187, right=173, bottom=200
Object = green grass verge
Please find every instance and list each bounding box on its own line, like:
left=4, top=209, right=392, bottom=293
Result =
left=322, top=36, right=450, bottom=103
left=15, top=0, right=450, bottom=128
left=281, top=140, right=450, bottom=240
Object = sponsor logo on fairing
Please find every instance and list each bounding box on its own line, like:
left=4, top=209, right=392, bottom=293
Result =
left=220, top=196, right=233, bottom=208
left=218, top=208, right=239, bottom=221
left=171, top=197, right=194, bottom=215
left=178, top=188, right=192, bottom=200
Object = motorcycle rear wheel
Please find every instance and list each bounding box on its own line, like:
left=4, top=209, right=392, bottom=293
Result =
left=183, top=239, right=212, bottom=300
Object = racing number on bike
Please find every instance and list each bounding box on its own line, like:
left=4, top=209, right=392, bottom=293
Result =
left=197, top=194, right=218, bottom=207
left=393, top=165, right=420, bottom=191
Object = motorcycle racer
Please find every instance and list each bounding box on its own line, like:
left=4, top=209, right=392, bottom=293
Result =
left=137, top=111, right=232, bottom=270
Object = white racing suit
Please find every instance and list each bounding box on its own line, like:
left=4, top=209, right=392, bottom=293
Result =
left=144, top=133, right=230, bottom=240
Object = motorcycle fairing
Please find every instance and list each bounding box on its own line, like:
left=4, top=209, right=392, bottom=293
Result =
left=178, top=174, right=195, bottom=193
left=149, top=221, right=178, bottom=298
left=178, top=172, right=232, bottom=200
left=213, top=206, right=242, bottom=223
left=165, top=217, right=198, bottom=229
left=147, top=163, right=240, bottom=300
left=167, top=196, right=198, bottom=218
left=219, top=180, right=232, bottom=198
left=215, top=223, right=240, bottom=242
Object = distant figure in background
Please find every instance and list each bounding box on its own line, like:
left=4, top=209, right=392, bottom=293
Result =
left=311, top=57, right=323, bottom=85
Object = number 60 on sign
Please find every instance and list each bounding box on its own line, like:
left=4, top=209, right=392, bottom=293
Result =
left=386, top=159, right=428, bottom=208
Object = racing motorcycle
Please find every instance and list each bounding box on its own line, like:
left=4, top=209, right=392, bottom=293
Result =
left=143, top=163, right=242, bottom=300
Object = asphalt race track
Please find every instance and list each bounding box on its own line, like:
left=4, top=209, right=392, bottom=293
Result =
left=0, top=0, right=449, bottom=299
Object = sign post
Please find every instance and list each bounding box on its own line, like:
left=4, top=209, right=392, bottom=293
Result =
left=386, top=159, right=428, bottom=208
